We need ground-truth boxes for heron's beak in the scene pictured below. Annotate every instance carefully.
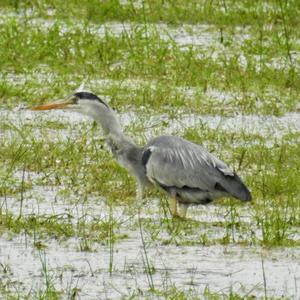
[31,98,73,111]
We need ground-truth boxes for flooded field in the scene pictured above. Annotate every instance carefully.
[0,172,299,298]
[1,234,299,299]
[0,1,300,299]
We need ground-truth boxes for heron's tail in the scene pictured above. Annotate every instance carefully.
[232,174,252,201]
[219,173,252,201]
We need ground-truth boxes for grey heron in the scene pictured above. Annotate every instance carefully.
[31,91,252,218]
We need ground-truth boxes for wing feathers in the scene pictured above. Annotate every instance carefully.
[142,135,250,201]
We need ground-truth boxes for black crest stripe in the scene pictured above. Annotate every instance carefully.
[74,92,109,108]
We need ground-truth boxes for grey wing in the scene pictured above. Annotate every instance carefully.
[142,135,251,201]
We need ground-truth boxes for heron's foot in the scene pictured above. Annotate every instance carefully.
[168,198,186,218]
[168,197,178,217]
[169,202,188,219]
[178,203,188,219]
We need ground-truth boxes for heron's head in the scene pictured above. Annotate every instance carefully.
[31,91,122,135]
[31,91,110,116]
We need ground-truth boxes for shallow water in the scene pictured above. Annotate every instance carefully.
[165,112,300,139]
[0,12,249,50]
[0,232,299,299]
[0,166,298,298]
[1,108,299,143]
[5,158,297,299]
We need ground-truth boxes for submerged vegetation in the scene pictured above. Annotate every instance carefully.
[0,0,299,299]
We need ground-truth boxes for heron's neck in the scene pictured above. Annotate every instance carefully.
[93,108,123,136]
[87,103,148,186]
[89,105,137,150]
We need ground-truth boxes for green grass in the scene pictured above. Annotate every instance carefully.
[1,0,300,28]
[0,6,300,114]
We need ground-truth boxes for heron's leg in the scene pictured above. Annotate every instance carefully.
[168,197,179,217]
[136,182,145,202]
[178,203,188,218]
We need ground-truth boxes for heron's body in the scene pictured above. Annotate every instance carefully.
[32,91,251,217]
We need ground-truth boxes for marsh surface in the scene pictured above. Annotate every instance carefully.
[0,1,299,299]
